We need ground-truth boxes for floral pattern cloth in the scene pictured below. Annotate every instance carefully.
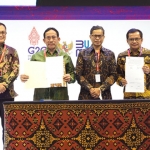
[117,47,150,99]
[76,45,117,100]
[0,45,19,99]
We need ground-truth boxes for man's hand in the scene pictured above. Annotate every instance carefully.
[0,83,6,94]
[63,74,71,82]
[90,88,100,98]
[20,74,29,82]
[120,78,127,86]
[142,65,150,74]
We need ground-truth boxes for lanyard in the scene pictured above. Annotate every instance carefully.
[127,47,142,57]
[95,51,100,72]
[44,49,46,58]
[0,44,6,63]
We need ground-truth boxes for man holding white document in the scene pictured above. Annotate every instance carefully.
[20,27,75,100]
[117,28,150,99]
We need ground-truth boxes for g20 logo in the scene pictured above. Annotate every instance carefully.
[28,46,46,54]
[76,40,90,56]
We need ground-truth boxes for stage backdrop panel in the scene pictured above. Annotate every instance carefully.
[1,6,150,101]
[0,6,150,101]
[3,100,150,150]
[1,20,150,101]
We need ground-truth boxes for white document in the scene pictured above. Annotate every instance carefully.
[23,56,66,88]
[24,61,49,88]
[46,56,66,87]
[125,57,144,92]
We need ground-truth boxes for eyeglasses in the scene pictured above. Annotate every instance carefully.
[45,36,57,40]
[0,31,6,35]
[91,34,104,39]
[128,38,141,42]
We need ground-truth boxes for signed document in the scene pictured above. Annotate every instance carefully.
[46,56,66,87]
[125,57,144,92]
[24,56,66,88]
[24,61,49,88]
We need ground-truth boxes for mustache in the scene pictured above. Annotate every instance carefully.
[48,42,55,44]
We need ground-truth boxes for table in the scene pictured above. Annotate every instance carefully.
[3,100,150,150]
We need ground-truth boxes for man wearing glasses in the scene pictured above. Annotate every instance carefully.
[76,25,117,100]
[117,28,150,99]
[20,27,75,100]
[0,22,19,142]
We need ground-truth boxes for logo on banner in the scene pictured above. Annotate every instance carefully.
[28,27,40,46]
[28,27,46,60]
[76,40,90,56]
[58,41,73,55]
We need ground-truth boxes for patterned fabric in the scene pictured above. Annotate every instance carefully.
[3,100,150,150]
[0,45,19,99]
[117,47,150,99]
[76,45,117,100]
[31,48,75,100]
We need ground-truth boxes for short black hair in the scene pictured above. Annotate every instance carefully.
[90,25,105,35]
[0,22,6,30]
[126,28,143,39]
[43,27,59,38]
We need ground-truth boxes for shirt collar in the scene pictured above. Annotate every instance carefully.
[46,48,60,55]
[0,43,4,49]
[0,44,5,53]
[130,48,141,55]
[88,45,104,53]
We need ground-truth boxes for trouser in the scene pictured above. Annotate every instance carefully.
[0,98,14,143]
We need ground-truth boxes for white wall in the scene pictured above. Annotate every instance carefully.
[2,20,150,101]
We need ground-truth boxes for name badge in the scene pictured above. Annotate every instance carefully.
[95,74,101,82]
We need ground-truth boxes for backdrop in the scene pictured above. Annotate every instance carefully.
[1,20,150,101]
